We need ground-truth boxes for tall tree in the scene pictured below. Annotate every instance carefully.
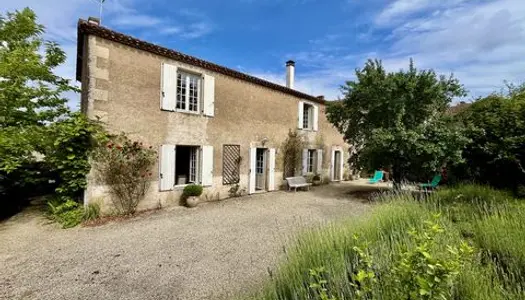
[327,59,468,187]
[455,86,525,193]
[0,8,76,173]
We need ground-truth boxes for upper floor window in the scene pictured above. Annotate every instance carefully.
[176,71,201,112]
[303,103,313,129]
[298,101,319,131]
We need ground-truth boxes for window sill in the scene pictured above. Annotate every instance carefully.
[299,128,317,132]
[171,183,200,191]
[161,108,201,116]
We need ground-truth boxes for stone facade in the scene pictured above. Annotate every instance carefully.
[79,30,349,212]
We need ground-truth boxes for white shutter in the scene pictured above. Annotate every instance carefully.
[249,147,257,194]
[313,105,319,131]
[339,150,344,181]
[298,101,304,129]
[160,145,175,191]
[268,148,276,191]
[203,74,215,117]
[316,149,323,174]
[330,148,335,181]
[161,63,177,111]
[201,146,214,186]
[302,149,308,175]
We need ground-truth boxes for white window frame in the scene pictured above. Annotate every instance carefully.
[176,70,202,114]
[174,145,201,188]
[302,103,313,130]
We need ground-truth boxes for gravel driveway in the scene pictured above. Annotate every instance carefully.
[0,183,370,300]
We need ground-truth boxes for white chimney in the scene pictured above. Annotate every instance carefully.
[286,60,295,89]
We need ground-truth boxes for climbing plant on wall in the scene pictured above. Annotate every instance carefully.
[281,130,306,177]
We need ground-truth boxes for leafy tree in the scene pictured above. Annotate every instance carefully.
[327,59,468,187]
[0,8,102,217]
[454,87,525,193]
[0,8,76,172]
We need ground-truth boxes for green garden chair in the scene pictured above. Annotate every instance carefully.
[419,175,442,190]
[368,170,384,184]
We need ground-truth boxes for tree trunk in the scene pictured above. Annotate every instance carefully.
[392,163,404,190]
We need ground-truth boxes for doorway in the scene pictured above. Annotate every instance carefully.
[255,148,267,190]
[333,150,342,181]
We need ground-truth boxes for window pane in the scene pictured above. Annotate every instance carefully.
[176,73,186,110]
[303,104,310,129]
[188,75,199,112]
[189,147,197,183]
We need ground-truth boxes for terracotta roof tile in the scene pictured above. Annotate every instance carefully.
[76,19,325,104]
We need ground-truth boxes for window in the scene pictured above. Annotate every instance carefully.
[302,103,313,129]
[256,150,265,174]
[223,145,240,185]
[307,149,316,173]
[175,145,200,186]
[176,71,201,112]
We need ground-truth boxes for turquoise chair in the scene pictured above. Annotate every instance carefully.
[419,175,442,190]
[368,170,384,184]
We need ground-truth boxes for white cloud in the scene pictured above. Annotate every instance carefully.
[379,0,525,98]
[278,0,525,101]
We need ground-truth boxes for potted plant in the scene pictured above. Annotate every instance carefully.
[312,174,322,186]
[182,184,203,208]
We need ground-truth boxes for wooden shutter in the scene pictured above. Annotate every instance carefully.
[339,150,344,181]
[330,148,335,181]
[161,63,177,111]
[159,145,175,191]
[302,149,308,175]
[201,146,214,186]
[313,105,319,131]
[298,101,304,129]
[268,148,276,191]
[316,149,323,174]
[203,74,215,117]
[248,147,256,194]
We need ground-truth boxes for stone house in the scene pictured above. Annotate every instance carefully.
[76,18,349,211]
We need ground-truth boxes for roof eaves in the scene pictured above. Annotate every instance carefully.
[76,19,325,105]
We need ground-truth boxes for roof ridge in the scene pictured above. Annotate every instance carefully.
[76,19,325,104]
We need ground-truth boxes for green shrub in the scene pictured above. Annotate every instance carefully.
[47,198,84,228]
[183,184,203,197]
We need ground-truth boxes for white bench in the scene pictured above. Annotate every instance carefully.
[285,176,312,192]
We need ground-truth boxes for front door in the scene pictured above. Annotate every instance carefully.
[255,148,267,190]
[334,150,341,181]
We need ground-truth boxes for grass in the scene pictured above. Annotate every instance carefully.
[248,185,525,299]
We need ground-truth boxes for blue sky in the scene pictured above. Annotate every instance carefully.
[1,0,525,107]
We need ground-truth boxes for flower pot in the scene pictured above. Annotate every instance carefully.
[313,180,322,186]
[185,196,199,208]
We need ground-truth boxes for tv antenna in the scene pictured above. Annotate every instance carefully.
[90,0,106,24]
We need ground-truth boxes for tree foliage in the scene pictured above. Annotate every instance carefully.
[0,8,103,217]
[454,86,525,193]
[0,8,76,172]
[327,59,468,185]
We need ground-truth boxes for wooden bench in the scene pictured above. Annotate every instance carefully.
[285,176,312,192]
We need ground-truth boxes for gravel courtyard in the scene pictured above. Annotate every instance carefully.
[0,183,370,300]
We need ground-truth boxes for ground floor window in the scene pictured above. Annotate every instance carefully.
[175,145,200,186]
